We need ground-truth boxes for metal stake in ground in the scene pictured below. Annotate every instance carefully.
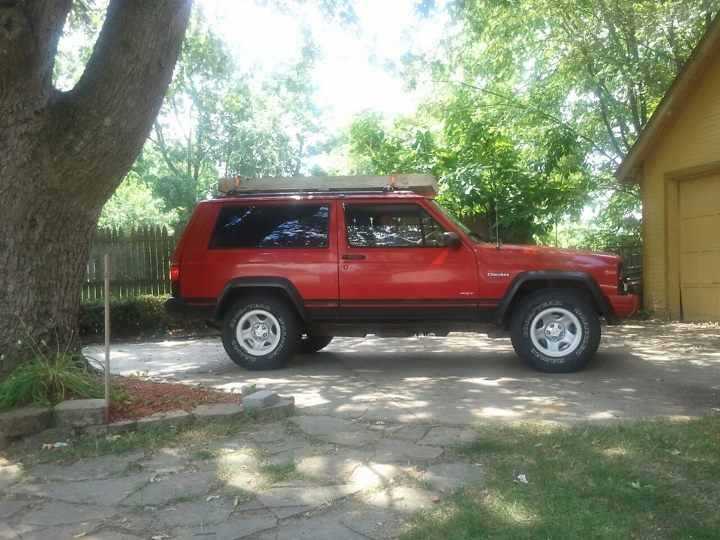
[104,253,111,423]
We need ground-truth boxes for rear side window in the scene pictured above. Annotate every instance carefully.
[210,205,329,249]
[345,203,446,247]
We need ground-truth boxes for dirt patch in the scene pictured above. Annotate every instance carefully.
[110,376,240,422]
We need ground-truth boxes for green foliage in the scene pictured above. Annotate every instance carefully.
[98,174,178,231]
[78,295,208,339]
[440,92,592,243]
[549,186,642,250]
[349,113,438,175]
[141,9,323,225]
[79,295,168,338]
[389,0,720,243]
[348,94,592,243]
[439,0,718,164]
[143,12,233,225]
[0,353,103,410]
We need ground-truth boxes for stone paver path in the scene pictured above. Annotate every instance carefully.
[0,418,482,539]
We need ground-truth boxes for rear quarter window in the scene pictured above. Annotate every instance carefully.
[210,204,329,249]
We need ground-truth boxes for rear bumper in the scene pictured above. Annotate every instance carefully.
[606,293,640,323]
[164,297,216,320]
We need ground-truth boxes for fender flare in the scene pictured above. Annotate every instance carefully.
[214,277,309,322]
[495,271,612,325]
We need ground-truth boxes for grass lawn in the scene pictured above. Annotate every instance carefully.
[402,417,720,540]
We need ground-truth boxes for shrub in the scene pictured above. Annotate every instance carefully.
[79,295,211,340]
[0,353,104,410]
[79,295,167,337]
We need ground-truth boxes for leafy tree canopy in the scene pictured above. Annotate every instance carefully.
[348,0,719,247]
[348,87,592,243]
[97,173,178,231]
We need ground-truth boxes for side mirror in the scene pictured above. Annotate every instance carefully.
[442,231,461,249]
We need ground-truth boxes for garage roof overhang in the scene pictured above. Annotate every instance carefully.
[615,14,720,184]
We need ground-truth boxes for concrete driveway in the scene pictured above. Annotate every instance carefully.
[85,321,720,425]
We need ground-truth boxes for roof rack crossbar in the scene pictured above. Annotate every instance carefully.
[218,188,420,198]
[217,174,437,197]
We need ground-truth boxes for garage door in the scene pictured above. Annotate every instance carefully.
[679,173,720,321]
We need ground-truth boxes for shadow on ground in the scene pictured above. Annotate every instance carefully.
[84,321,720,425]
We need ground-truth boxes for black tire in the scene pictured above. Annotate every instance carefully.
[299,335,333,354]
[221,296,298,370]
[510,289,601,373]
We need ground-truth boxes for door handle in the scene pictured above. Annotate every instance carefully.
[342,254,366,260]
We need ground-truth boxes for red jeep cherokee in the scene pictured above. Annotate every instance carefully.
[166,176,638,373]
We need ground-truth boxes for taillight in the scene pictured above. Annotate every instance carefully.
[170,263,180,296]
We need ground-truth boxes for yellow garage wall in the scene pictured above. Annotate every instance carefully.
[641,51,720,318]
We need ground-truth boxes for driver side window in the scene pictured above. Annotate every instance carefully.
[345,203,447,248]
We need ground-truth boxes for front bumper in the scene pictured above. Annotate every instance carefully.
[606,293,640,322]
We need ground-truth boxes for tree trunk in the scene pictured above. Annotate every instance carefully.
[0,163,99,374]
[0,0,191,376]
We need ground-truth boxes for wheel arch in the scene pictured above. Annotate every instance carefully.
[496,271,611,327]
[215,277,309,323]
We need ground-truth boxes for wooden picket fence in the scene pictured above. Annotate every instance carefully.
[83,226,176,301]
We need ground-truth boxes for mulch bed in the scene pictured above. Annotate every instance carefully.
[109,376,240,423]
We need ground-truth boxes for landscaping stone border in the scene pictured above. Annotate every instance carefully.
[0,406,53,441]
[0,392,294,449]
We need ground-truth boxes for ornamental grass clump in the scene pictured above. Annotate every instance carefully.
[0,352,103,410]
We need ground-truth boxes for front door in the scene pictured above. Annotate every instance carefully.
[337,200,480,320]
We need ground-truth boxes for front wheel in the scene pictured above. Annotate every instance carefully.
[510,289,600,373]
[221,297,298,370]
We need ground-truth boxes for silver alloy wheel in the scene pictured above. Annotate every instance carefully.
[529,307,583,358]
[235,309,282,357]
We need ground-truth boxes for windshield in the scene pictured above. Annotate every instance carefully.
[430,200,486,243]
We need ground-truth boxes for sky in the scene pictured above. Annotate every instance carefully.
[199,0,447,133]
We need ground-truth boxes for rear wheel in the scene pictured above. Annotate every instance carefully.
[510,289,600,373]
[221,296,298,370]
[299,335,333,354]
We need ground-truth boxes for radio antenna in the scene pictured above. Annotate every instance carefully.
[495,199,501,249]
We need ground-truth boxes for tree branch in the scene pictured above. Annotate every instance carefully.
[152,121,185,181]
[50,0,191,197]
[439,80,622,166]
[571,33,630,156]
[0,0,71,112]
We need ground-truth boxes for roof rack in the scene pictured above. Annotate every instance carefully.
[217,174,437,197]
